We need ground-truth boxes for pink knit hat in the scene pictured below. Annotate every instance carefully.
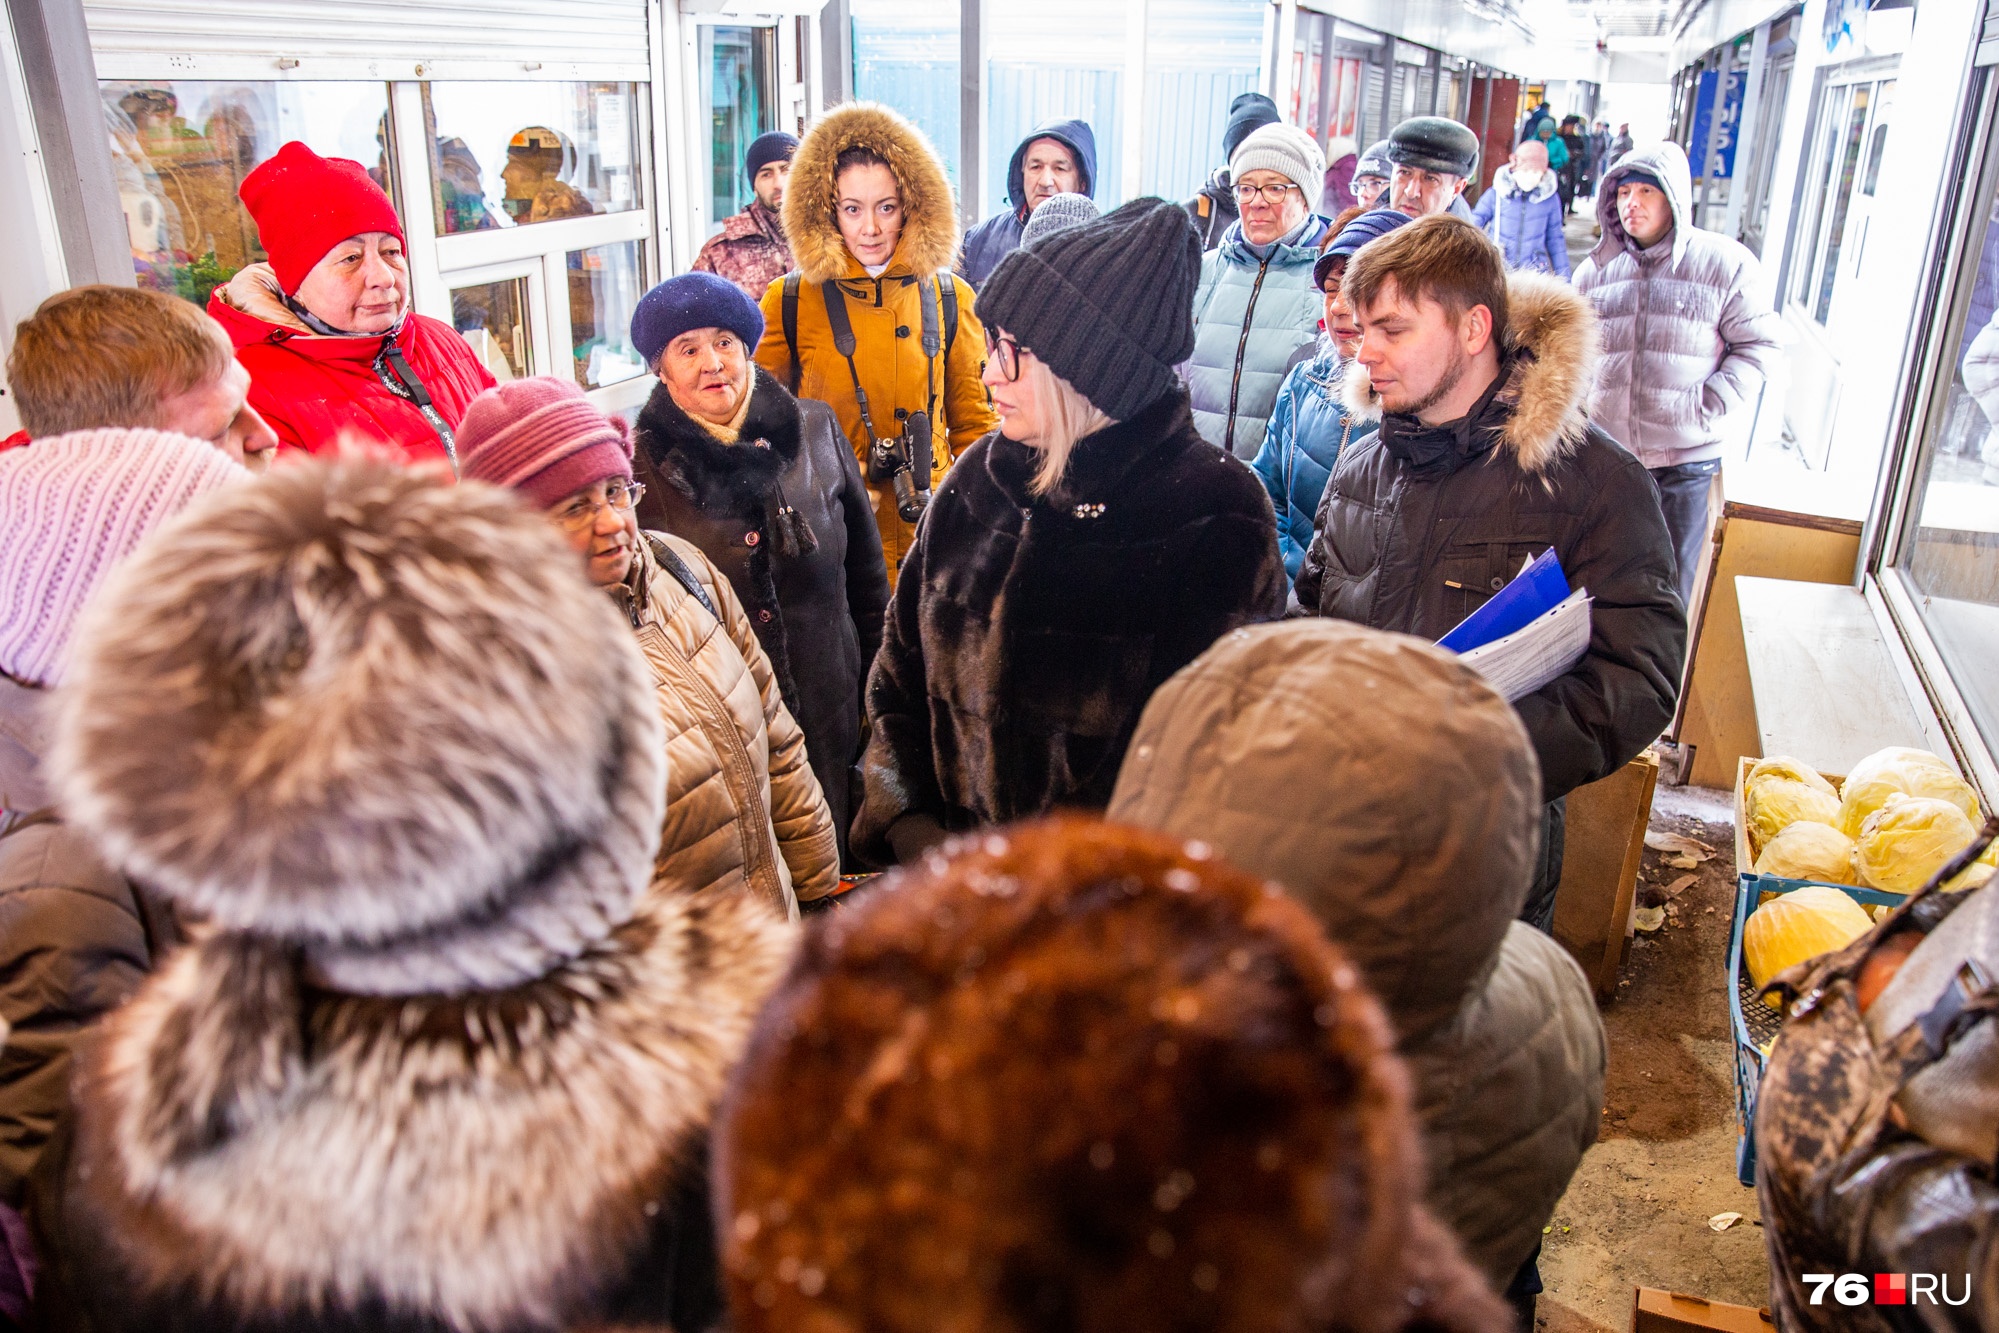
[457,377,633,511]
[0,428,246,686]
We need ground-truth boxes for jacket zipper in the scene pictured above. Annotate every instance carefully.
[1224,257,1272,454]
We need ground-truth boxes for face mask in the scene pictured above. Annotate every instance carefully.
[1513,168,1544,191]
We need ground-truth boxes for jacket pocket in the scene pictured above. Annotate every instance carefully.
[1436,536,1563,624]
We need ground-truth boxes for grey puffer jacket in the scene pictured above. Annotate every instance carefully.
[1186,213,1333,458]
[1109,619,1606,1288]
[1574,141,1784,469]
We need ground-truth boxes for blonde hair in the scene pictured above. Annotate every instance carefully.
[7,286,233,437]
[1015,353,1113,496]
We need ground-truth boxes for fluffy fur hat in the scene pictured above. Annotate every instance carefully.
[783,101,960,284]
[716,816,1510,1333]
[50,459,667,996]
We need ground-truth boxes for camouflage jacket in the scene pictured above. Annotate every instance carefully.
[692,201,792,300]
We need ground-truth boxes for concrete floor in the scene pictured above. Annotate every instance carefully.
[1535,781,1774,1331]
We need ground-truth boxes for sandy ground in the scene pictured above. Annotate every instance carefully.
[1536,782,1774,1331]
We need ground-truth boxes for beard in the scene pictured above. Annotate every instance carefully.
[1389,342,1472,419]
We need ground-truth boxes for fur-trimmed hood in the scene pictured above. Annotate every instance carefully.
[1340,270,1599,475]
[63,884,794,1329]
[782,101,961,284]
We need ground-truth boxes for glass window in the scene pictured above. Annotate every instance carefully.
[852,0,960,192]
[423,82,643,235]
[1790,78,1893,325]
[703,26,777,229]
[100,80,391,306]
[1138,0,1262,204]
[568,240,647,391]
[1893,89,1999,756]
[451,277,531,382]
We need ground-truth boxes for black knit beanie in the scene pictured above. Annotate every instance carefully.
[1222,93,1281,161]
[974,197,1199,421]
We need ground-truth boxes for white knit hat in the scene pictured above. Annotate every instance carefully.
[0,428,245,686]
[1230,122,1328,194]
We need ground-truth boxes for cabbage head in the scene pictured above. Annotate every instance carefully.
[1743,885,1873,993]
[1746,776,1840,851]
[1835,746,1981,839]
[1753,821,1856,885]
[1854,795,1978,893]
[1747,756,1836,798]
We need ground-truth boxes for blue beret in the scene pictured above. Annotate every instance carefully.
[630,272,766,368]
[1312,208,1413,288]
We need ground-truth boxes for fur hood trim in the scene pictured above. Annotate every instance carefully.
[1337,270,1598,476]
[783,102,960,284]
[75,885,796,1327]
[50,461,667,992]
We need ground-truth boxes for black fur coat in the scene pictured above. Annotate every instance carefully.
[633,369,889,864]
[852,387,1285,866]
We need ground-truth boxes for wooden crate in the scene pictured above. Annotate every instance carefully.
[1552,752,1659,1001]
[1632,1288,1777,1333]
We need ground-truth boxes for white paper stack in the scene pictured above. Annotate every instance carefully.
[1457,589,1594,701]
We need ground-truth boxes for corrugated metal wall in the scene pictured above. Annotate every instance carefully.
[851,13,960,190]
[1142,0,1263,205]
[82,0,651,78]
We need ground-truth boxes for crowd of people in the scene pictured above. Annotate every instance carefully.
[0,84,1974,1333]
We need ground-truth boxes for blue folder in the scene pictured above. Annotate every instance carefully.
[1437,548,1571,654]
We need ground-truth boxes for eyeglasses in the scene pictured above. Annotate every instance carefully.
[984,330,1025,382]
[1350,176,1387,199]
[553,480,645,532]
[1234,181,1302,205]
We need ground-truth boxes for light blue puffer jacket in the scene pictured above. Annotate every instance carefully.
[1186,215,1331,459]
[1247,340,1374,584]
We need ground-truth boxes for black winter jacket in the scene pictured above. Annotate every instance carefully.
[1184,167,1240,250]
[853,387,1285,865]
[633,368,890,865]
[1296,273,1685,802]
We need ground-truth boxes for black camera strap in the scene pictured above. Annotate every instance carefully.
[817,277,947,462]
[375,340,459,473]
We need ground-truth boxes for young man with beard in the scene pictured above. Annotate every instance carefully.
[693,131,799,299]
[1296,215,1685,931]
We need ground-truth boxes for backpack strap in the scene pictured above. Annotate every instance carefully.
[819,280,884,449]
[645,533,719,623]
[936,274,958,362]
[781,272,803,393]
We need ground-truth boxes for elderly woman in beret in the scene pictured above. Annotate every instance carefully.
[629,272,887,868]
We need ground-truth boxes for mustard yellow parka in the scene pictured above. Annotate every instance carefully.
[754,102,996,580]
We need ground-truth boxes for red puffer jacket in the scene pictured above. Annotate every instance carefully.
[207,265,493,467]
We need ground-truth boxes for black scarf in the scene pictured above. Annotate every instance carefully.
[1377,359,1515,480]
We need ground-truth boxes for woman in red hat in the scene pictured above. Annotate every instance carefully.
[207,141,494,468]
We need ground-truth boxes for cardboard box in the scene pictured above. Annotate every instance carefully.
[1633,1287,1777,1333]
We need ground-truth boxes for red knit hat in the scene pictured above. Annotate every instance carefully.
[457,377,633,511]
[239,141,407,294]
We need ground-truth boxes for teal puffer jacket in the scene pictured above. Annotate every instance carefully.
[1186,215,1332,459]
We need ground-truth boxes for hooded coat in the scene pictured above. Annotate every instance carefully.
[207,264,494,466]
[852,387,1285,866]
[1109,620,1606,1288]
[631,367,889,867]
[618,532,839,917]
[956,119,1098,289]
[752,102,997,581]
[1473,164,1572,278]
[1295,272,1685,804]
[1188,212,1334,458]
[26,462,799,1333]
[0,675,174,1207]
[1248,340,1374,584]
[1574,141,1784,469]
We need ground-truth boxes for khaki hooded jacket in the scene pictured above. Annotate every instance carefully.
[1109,620,1606,1286]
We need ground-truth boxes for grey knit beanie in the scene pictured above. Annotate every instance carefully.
[1229,122,1326,194]
[1020,191,1100,246]
[975,196,1200,421]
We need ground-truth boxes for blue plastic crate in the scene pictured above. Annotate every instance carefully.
[1726,873,1904,1186]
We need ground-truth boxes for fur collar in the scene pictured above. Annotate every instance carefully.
[1338,271,1597,476]
[782,102,960,284]
[633,367,804,510]
[76,884,795,1327]
[984,388,1192,508]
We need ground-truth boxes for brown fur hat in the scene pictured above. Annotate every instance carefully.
[715,816,1511,1333]
[50,459,667,995]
